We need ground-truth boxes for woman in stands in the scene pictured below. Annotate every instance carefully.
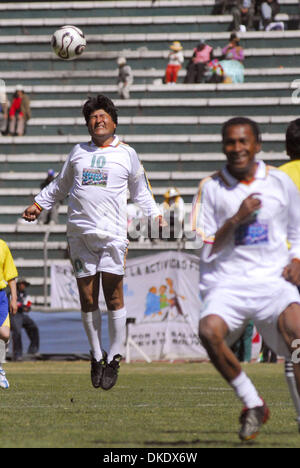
[220,33,245,84]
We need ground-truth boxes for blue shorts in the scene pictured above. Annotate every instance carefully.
[0,290,9,328]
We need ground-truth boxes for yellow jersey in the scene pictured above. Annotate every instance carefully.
[279,160,300,192]
[0,239,18,290]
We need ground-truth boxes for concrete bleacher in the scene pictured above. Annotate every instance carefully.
[0,0,298,304]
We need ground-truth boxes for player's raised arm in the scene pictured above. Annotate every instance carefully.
[210,193,261,256]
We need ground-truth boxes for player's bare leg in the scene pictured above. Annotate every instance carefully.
[199,315,269,441]
[101,272,126,390]
[0,326,10,389]
[77,273,106,388]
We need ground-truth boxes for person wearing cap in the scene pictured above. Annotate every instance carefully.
[220,33,245,83]
[184,40,214,84]
[38,169,61,225]
[160,187,185,241]
[116,56,133,99]
[0,239,18,388]
[165,41,184,84]
[9,277,39,361]
[7,84,31,136]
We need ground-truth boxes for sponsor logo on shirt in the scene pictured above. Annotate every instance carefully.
[234,220,269,246]
[82,168,108,186]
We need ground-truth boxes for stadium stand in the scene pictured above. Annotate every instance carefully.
[0,0,299,304]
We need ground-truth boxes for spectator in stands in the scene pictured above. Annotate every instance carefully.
[0,85,8,135]
[160,187,185,241]
[230,0,255,31]
[116,57,133,99]
[7,84,31,136]
[220,33,245,83]
[184,40,214,83]
[0,239,18,388]
[10,278,40,361]
[212,0,232,14]
[38,169,60,225]
[165,41,184,84]
[259,0,282,30]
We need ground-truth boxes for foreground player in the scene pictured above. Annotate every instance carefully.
[0,239,18,389]
[22,95,162,390]
[280,118,300,431]
[193,117,300,441]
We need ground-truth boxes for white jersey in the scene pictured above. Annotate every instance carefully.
[35,135,160,240]
[192,160,300,294]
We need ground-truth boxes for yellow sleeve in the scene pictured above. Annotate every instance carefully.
[1,241,18,287]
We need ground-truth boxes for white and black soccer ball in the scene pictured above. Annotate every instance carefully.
[51,25,86,60]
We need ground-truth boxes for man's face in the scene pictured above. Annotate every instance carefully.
[87,108,116,142]
[223,124,261,178]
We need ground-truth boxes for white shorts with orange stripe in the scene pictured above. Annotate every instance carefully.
[68,234,129,278]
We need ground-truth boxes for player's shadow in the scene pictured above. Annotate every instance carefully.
[144,429,292,448]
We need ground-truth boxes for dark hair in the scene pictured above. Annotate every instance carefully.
[222,117,261,144]
[286,118,300,159]
[82,94,118,126]
[230,33,239,42]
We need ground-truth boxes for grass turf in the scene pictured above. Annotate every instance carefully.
[0,360,299,448]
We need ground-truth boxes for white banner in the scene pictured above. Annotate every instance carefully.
[50,263,107,310]
[123,251,207,359]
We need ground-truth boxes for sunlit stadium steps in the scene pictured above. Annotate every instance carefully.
[1,67,300,86]
[0,130,292,155]
[0,148,289,184]
[0,46,300,70]
[0,96,297,125]
[21,114,299,138]
[0,186,200,211]
[3,82,298,103]
[0,7,298,36]
[0,0,296,15]
[7,0,299,19]
[2,30,300,54]
[0,148,289,203]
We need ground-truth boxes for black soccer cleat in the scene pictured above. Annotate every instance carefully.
[239,401,270,441]
[101,354,122,391]
[90,351,107,389]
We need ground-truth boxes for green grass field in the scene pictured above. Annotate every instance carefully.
[0,360,299,449]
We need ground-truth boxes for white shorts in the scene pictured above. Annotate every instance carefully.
[68,234,129,278]
[200,278,300,358]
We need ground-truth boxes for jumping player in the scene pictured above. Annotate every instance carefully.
[193,117,300,441]
[22,95,163,391]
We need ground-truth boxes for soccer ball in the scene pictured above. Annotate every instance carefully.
[51,25,86,60]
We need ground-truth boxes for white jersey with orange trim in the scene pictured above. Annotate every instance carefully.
[192,160,300,294]
[35,135,160,240]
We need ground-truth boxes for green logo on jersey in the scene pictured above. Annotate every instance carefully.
[74,258,83,273]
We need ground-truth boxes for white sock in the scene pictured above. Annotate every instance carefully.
[81,309,103,361]
[230,371,263,409]
[0,339,6,365]
[107,306,127,362]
